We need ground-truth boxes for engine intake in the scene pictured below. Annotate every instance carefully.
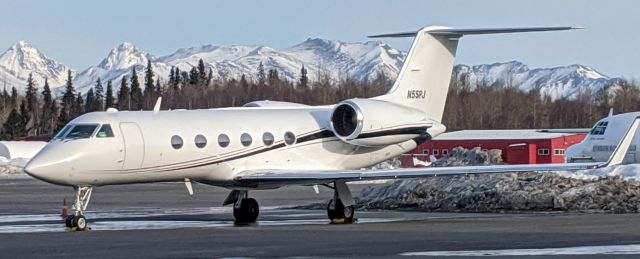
[330,99,440,147]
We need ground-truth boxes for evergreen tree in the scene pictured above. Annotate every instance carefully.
[130,67,143,110]
[298,65,308,89]
[197,58,207,81]
[85,88,96,112]
[10,86,18,110]
[3,108,25,139]
[62,70,75,108]
[105,80,114,108]
[25,73,37,112]
[60,70,75,126]
[117,76,131,110]
[189,67,199,85]
[268,68,280,86]
[155,78,162,97]
[40,78,55,135]
[143,60,155,109]
[257,62,266,86]
[41,78,52,107]
[74,93,84,116]
[94,78,104,111]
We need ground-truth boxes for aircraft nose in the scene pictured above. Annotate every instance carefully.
[24,152,72,186]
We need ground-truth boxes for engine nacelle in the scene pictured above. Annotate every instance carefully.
[330,99,444,147]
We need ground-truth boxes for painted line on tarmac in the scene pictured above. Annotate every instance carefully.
[400,244,640,256]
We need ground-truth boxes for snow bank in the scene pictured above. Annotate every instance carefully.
[0,157,30,178]
[359,147,640,213]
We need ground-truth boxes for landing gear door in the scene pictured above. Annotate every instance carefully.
[120,122,145,169]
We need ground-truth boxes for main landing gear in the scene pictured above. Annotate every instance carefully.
[224,190,259,224]
[326,181,356,224]
[64,186,93,231]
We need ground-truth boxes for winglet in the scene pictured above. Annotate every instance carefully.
[603,116,640,167]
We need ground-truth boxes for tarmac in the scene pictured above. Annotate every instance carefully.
[1,178,640,258]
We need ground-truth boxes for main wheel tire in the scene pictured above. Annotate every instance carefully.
[65,215,75,228]
[73,215,87,230]
[327,199,355,223]
[233,198,259,223]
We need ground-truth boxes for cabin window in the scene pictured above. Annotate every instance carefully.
[554,149,565,155]
[263,132,274,146]
[538,148,550,155]
[241,133,252,147]
[284,131,296,145]
[194,134,207,148]
[96,124,114,138]
[442,149,449,156]
[54,125,73,140]
[422,149,430,155]
[171,135,183,149]
[590,121,608,135]
[218,134,230,148]
[65,124,99,139]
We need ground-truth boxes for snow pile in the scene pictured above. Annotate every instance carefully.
[0,157,29,178]
[359,148,640,213]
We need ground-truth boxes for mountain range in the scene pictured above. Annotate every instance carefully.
[0,39,622,100]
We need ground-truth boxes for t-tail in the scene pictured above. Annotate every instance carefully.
[371,26,581,122]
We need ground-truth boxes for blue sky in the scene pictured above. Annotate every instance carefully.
[2,0,638,78]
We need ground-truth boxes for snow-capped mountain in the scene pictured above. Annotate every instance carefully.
[73,42,169,93]
[0,41,71,90]
[0,39,623,101]
[453,61,622,100]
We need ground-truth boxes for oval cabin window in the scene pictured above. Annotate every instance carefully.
[284,131,296,145]
[263,132,274,146]
[241,133,252,147]
[195,134,207,148]
[171,135,183,149]
[218,134,230,148]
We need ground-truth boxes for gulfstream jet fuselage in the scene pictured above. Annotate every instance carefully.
[25,26,613,231]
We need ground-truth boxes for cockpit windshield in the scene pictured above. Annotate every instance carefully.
[53,125,73,140]
[64,124,99,140]
[590,121,608,135]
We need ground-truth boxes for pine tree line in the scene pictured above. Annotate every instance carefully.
[0,58,637,140]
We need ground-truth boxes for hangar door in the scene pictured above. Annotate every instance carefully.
[120,122,145,169]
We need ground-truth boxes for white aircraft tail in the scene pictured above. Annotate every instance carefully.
[371,26,580,122]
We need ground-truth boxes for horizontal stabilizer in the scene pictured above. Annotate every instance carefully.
[369,26,582,38]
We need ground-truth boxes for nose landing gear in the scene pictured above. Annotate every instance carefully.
[64,186,93,231]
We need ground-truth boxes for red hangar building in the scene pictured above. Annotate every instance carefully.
[404,130,586,166]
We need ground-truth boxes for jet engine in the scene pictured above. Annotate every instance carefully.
[330,99,443,147]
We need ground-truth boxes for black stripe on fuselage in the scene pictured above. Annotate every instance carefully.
[165,126,428,172]
[117,126,428,173]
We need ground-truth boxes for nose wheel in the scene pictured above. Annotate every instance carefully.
[64,186,93,231]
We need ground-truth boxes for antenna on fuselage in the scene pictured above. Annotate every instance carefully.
[153,97,162,113]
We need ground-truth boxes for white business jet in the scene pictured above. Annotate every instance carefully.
[25,25,634,231]
[566,111,640,163]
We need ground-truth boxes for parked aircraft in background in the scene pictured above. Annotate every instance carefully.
[567,111,640,163]
[25,25,628,232]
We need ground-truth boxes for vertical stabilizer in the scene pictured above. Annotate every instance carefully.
[370,26,578,122]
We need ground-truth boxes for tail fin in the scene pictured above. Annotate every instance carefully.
[371,26,580,122]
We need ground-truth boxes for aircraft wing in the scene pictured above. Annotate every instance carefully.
[235,116,640,187]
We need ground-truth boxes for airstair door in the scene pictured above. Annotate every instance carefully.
[120,122,145,169]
